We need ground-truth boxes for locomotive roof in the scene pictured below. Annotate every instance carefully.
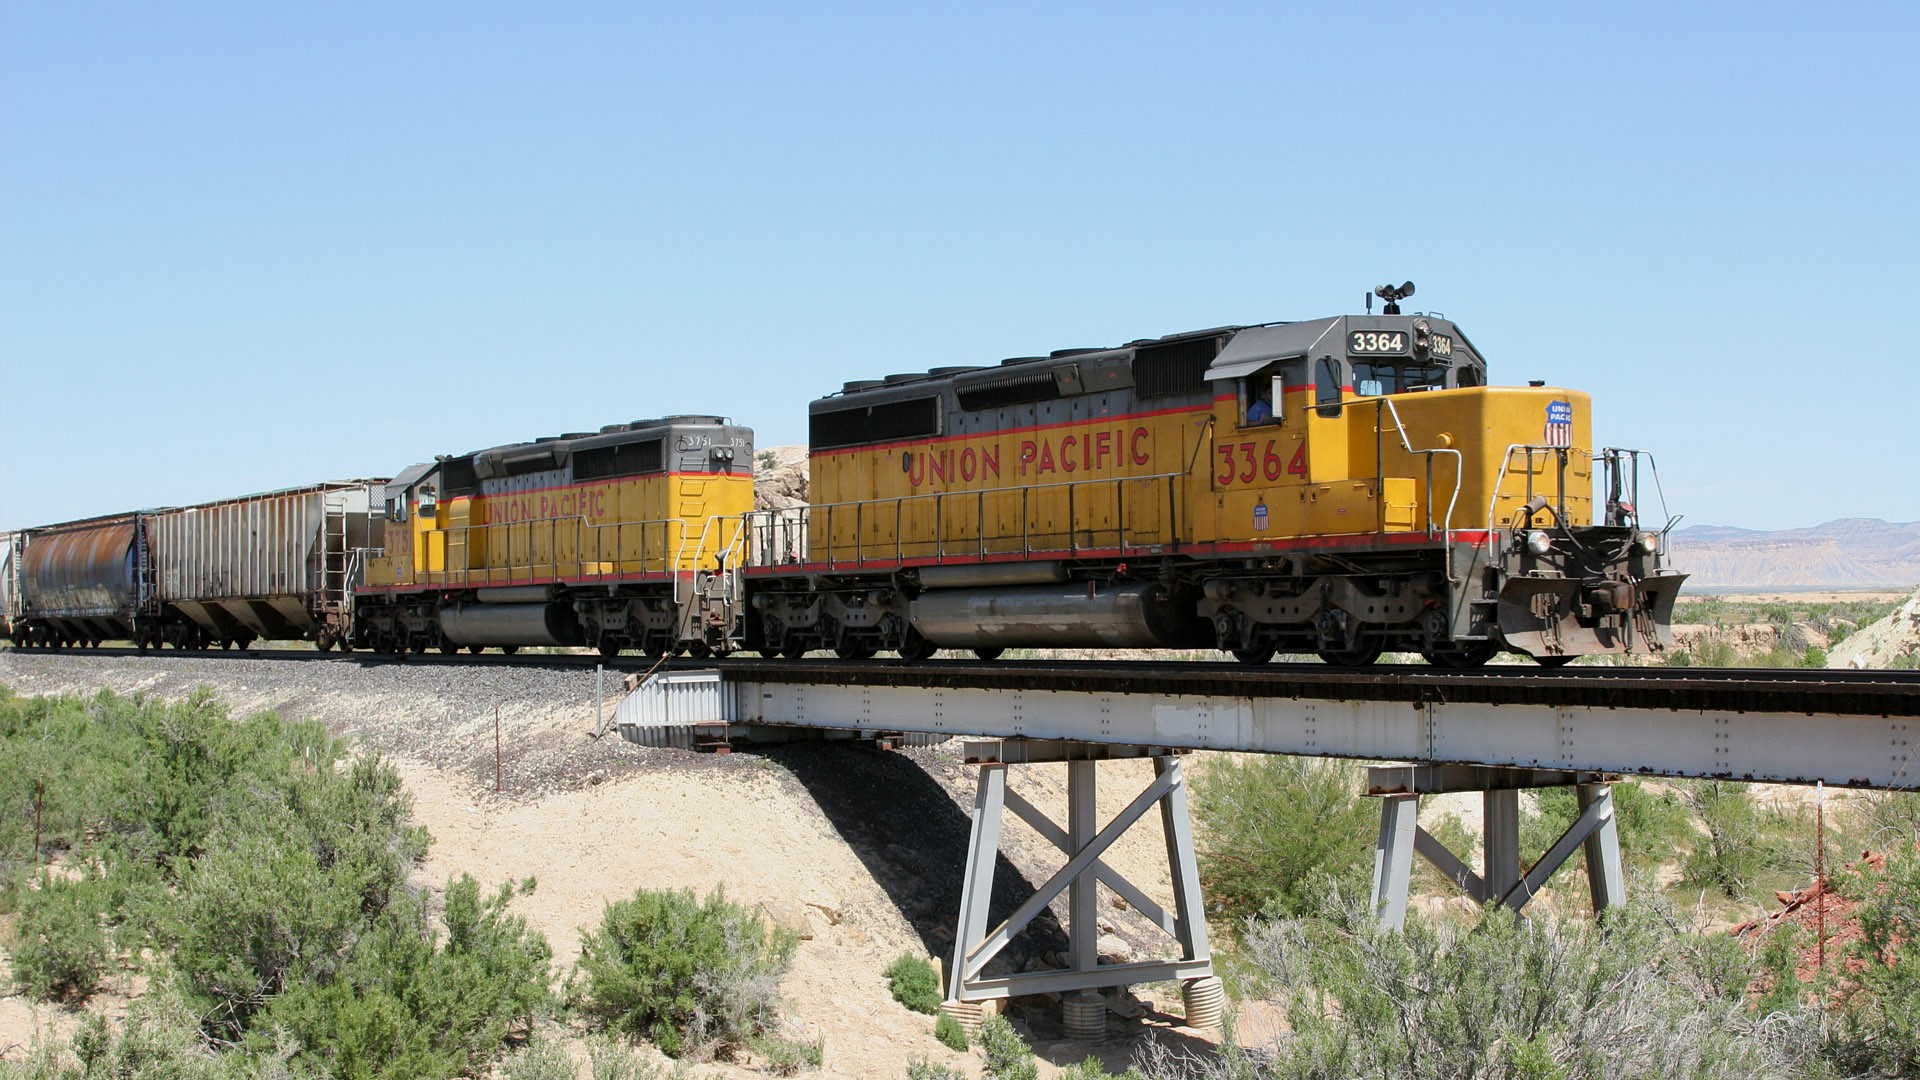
[812,313,1483,410]
[386,415,745,498]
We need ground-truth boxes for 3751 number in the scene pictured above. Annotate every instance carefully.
[1217,439,1307,485]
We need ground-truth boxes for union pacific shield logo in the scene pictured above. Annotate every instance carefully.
[1544,400,1573,447]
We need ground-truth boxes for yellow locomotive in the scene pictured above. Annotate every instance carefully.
[742,286,1682,666]
[358,416,754,657]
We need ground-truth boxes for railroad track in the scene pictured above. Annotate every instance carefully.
[8,646,1918,716]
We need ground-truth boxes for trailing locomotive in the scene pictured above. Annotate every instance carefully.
[740,288,1683,666]
[353,416,753,657]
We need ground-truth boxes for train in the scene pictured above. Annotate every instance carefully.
[2,289,1685,667]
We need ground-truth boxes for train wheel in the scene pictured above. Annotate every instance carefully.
[467,644,484,655]
[1423,642,1497,669]
[1231,646,1276,666]
[973,647,1005,661]
[686,641,712,659]
[758,647,780,659]
[897,631,938,663]
[780,644,807,659]
[598,641,622,659]
[501,645,519,656]
[835,642,877,660]
[440,643,459,655]
[1317,644,1383,667]
[1532,654,1576,668]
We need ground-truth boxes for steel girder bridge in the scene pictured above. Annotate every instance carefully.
[613,659,1920,1037]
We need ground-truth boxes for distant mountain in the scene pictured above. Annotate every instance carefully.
[1667,518,1920,589]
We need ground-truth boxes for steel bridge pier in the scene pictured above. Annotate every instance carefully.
[1367,765,1625,929]
[937,740,1223,1037]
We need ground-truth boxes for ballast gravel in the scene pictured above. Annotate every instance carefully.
[0,649,744,797]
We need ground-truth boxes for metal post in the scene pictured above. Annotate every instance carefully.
[1576,783,1626,913]
[949,765,1007,1002]
[1068,760,1098,973]
[1483,789,1522,907]
[1371,793,1419,930]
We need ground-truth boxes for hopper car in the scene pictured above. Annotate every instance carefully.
[0,532,14,640]
[5,287,1685,667]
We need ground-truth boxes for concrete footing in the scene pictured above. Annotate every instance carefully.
[1182,975,1226,1029]
[1061,990,1107,1040]
[937,998,991,1035]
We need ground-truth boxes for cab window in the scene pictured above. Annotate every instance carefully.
[1241,370,1279,426]
[1315,357,1344,417]
[1352,361,1448,396]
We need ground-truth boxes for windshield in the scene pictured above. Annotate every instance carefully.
[1352,361,1450,396]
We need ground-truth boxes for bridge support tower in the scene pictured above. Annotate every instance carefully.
[939,740,1222,1039]
[1368,764,1625,929]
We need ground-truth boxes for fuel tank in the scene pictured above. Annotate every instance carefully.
[910,582,1211,649]
[438,602,582,647]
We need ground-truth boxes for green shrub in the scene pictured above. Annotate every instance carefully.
[575,886,797,1058]
[502,1040,576,1080]
[1190,755,1374,921]
[1679,781,1780,897]
[246,875,553,1080]
[884,953,942,1014]
[1824,846,1920,1074]
[586,1032,668,1080]
[1201,894,1792,1079]
[747,1031,823,1075]
[904,1059,966,1080]
[933,1013,969,1051]
[10,871,111,1003]
[976,1013,1037,1080]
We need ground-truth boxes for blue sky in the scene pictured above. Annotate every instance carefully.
[2,2,1914,532]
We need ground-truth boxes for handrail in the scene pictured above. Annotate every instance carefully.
[1486,444,1599,551]
[409,513,724,588]
[743,470,1189,570]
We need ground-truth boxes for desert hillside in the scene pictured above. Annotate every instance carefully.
[1660,519,1920,590]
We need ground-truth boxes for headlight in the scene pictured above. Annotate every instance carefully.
[1526,531,1554,557]
[1637,532,1659,555]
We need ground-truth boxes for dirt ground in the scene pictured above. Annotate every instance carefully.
[0,652,1222,1077]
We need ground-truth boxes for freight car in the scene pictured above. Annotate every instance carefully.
[0,532,14,640]
[353,416,754,657]
[11,513,150,648]
[741,288,1684,666]
[8,484,386,651]
[146,481,386,650]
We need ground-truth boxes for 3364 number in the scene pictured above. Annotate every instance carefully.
[1217,439,1307,485]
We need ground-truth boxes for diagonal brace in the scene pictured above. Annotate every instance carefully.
[1498,790,1615,912]
[1004,788,1177,939]
[1415,827,1488,903]
[963,762,1178,980]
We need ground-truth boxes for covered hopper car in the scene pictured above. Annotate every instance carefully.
[740,291,1683,666]
[0,532,14,640]
[147,481,386,651]
[12,513,150,648]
